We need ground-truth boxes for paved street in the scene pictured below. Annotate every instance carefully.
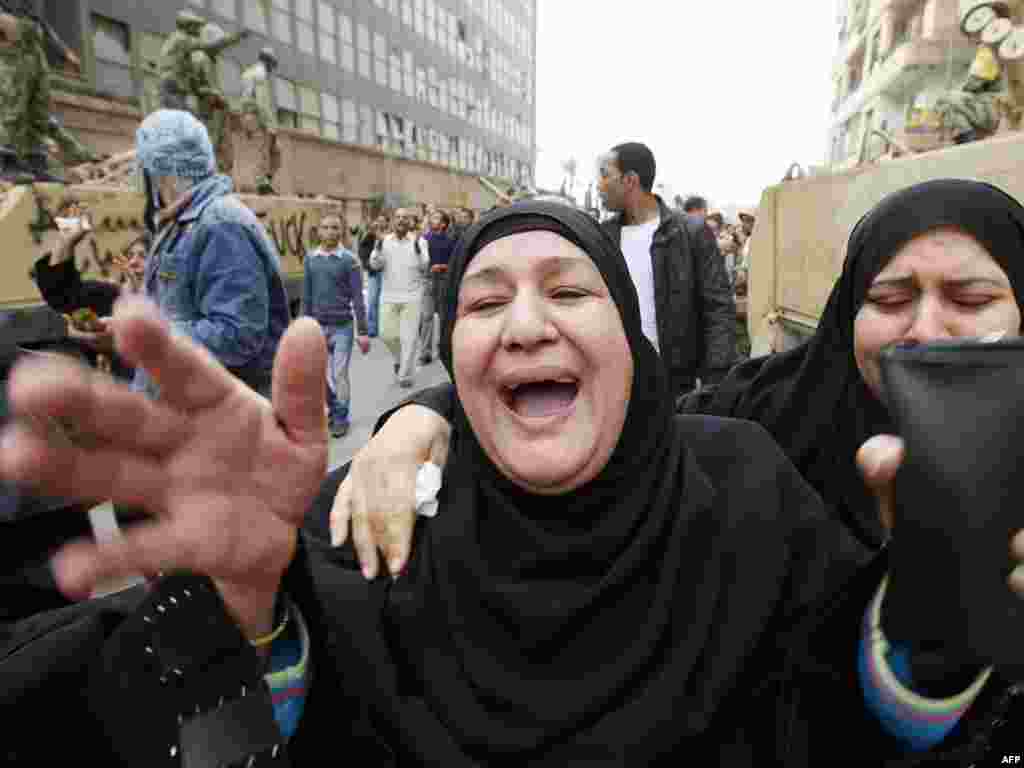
[88,337,450,595]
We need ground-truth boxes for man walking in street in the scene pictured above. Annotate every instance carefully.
[358,214,388,338]
[418,209,455,365]
[598,142,736,398]
[301,213,370,438]
[134,109,290,399]
[370,208,429,389]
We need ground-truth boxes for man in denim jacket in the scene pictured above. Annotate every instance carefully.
[133,109,290,399]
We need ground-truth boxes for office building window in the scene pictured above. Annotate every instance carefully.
[414,0,424,36]
[294,0,312,21]
[340,14,354,71]
[439,80,448,113]
[322,91,340,140]
[415,67,426,101]
[342,99,357,142]
[210,0,236,19]
[92,14,134,100]
[243,0,269,34]
[319,2,337,64]
[425,0,435,43]
[297,20,315,55]
[403,51,414,98]
[374,33,388,87]
[401,0,412,27]
[272,8,292,44]
[359,104,373,146]
[389,50,401,91]
[298,85,321,134]
[275,77,299,129]
[357,24,371,79]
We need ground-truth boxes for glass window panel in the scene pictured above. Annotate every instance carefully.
[374,33,386,58]
[271,10,292,43]
[297,21,315,54]
[404,71,414,97]
[211,0,236,19]
[339,14,352,42]
[92,15,131,66]
[357,24,369,51]
[318,2,335,30]
[375,58,387,86]
[320,32,336,62]
[322,92,339,122]
[295,0,313,21]
[242,0,268,33]
[272,0,289,9]
[401,0,412,26]
[298,85,321,115]
[96,61,134,99]
[359,104,373,145]
[342,44,354,71]
[275,77,298,110]
[358,51,370,78]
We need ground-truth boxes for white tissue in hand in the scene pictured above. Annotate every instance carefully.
[415,462,443,518]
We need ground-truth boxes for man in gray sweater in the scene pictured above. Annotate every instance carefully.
[301,213,369,437]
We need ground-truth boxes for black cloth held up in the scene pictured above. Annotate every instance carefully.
[686,179,1024,551]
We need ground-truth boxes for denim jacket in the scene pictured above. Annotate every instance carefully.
[134,175,290,396]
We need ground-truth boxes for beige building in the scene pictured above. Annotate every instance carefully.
[828,0,977,169]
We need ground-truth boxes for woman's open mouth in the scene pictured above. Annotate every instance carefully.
[501,378,580,419]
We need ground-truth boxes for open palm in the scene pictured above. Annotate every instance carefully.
[0,296,328,603]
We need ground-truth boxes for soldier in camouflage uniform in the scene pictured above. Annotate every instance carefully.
[0,14,52,179]
[158,11,248,116]
[933,43,1003,144]
[192,22,248,170]
[234,47,280,194]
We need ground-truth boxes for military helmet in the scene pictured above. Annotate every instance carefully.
[258,47,279,67]
[176,10,206,30]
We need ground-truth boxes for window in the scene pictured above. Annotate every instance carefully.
[403,51,414,98]
[401,0,412,27]
[92,14,134,100]
[357,24,371,79]
[272,7,292,44]
[322,91,340,140]
[374,33,388,87]
[210,0,236,19]
[416,67,427,101]
[340,15,354,71]
[275,77,299,129]
[414,0,424,36]
[318,2,337,64]
[359,104,373,146]
[342,99,357,142]
[298,84,321,134]
[243,0,269,34]
[297,18,315,55]
[390,50,401,91]
[425,0,435,43]
[294,0,312,21]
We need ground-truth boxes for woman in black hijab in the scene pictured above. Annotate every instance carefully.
[333,179,1024,557]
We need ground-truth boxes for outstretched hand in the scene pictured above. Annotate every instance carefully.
[0,296,328,630]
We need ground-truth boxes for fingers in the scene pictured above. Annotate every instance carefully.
[856,434,905,535]
[329,474,353,547]
[427,421,452,469]
[6,354,190,456]
[0,421,169,514]
[110,295,238,412]
[375,505,415,579]
[52,519,190,599]
[350,500,380,580]
[272,317,328,445]
[1010,532,1024,596]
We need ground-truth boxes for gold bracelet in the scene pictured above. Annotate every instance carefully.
[250,599,290,648]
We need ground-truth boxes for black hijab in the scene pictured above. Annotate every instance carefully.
[369,201,765,761]
[694,179,1024,550]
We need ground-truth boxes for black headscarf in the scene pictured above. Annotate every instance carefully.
[374,201,754,761]
[694,179,1024,550]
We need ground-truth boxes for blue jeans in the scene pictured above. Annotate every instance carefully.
[367,271,382,337]
[323,323,354,427]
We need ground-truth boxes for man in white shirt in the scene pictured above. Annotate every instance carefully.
[597,142,736,398]
[369,208,430,388]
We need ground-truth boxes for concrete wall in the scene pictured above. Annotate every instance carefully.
[52,88,496,212]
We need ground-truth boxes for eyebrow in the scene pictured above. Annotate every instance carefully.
[868,276,1010,290]
[461,256,593,289]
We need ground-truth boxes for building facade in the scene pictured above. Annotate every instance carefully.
[827,0,976,169]
[36,0,536,197]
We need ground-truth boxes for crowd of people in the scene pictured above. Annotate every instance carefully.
[4,108,1024,766]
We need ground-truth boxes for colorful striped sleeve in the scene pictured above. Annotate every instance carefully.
[858,575,992,751]
[264,597,311,741]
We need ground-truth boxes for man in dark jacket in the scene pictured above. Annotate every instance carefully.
[597,142,735,397]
